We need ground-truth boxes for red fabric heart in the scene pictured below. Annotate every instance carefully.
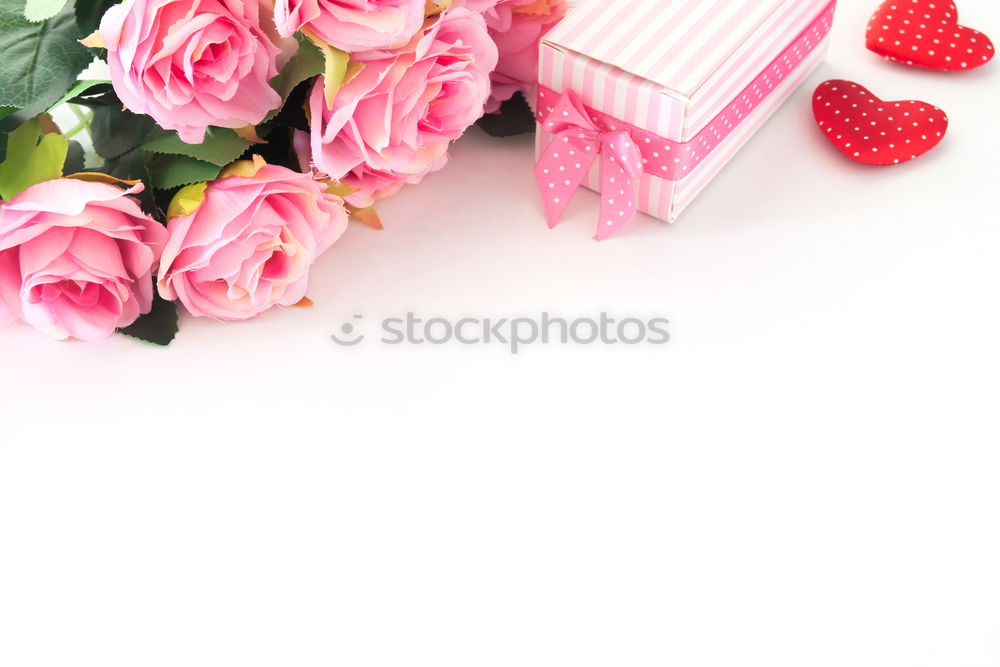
[866,0,995,71]
[812,80,948,165]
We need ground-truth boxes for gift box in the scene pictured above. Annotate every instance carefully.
[534,0,836,239]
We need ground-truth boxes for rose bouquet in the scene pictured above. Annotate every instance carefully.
[0,0,565,344]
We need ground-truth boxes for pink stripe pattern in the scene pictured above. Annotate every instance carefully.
[536,0,836,232]
[537,2,834,183]
[685,0,828,134]
[546,0,787,97]
[673,40,830,215]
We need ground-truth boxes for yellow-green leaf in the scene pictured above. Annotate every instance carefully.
[167,181,209,219]
[302,28,350,109]
[0,117,69,199]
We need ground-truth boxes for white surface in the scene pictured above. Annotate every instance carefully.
[2,1,999,665]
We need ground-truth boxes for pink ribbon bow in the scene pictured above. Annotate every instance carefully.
[535,91,645,240]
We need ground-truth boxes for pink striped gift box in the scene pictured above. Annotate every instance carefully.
[534,0,836,239]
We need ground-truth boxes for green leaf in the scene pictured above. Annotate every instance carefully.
[147,153,220,190]
[269,36,324,107]
[142,127,251,167]
[0,116,68,199]
[0,1,92,121]
[50,78,112,111]
[75,0,119,37]
[100,147,155,212]
[91,104,155,160]
[63,138,84,174]
[119,295,179,346]
[301,29,350,109]
[24,0,67,22]
[477,91,537,138]
[101,148,149,183]
[63,84,118,109]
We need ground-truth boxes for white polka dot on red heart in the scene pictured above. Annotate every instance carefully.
[812,79,948,165]
[866,0,994,70]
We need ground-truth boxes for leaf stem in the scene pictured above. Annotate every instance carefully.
[64,105,94,139]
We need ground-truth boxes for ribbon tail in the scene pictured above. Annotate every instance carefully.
[594,150,638,241]
[535,130,599,228]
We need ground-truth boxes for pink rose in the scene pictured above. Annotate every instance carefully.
[303,7,498,207]
[273,0,426,52]
[451,0,499,13]
[293,129,443,209]
[0,179,167,341]
[479,0,569,112]
[100,0,293,144]
[157,157,349,320]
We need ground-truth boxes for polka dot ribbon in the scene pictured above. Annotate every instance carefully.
[534,90,645,241]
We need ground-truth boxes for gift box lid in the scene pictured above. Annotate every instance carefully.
[544,0,803,102]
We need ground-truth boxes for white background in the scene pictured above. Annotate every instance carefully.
[2,1,999,665]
